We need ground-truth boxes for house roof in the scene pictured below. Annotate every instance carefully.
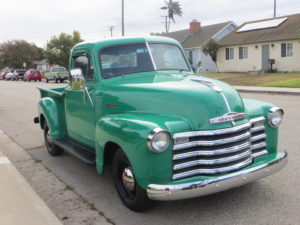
[161,21,233,48]
[218,13,300,46]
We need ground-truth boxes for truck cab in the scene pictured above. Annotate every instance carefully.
[35,36,287,211]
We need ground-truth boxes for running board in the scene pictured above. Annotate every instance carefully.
[53,139,96,165]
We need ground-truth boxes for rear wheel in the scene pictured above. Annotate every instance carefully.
[113,149,151,211]
[46,79,49,83]
[55,77,58,83]
[43,122,63,156]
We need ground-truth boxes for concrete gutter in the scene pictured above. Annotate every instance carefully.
[0,130,62,225]
[234,86,300,96]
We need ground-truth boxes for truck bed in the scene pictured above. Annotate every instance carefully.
[38,87,65,98]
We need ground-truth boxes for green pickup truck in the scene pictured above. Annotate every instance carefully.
[34,36,287,211]
[44,67,69,83]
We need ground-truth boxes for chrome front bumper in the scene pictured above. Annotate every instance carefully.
[147,152,287,201]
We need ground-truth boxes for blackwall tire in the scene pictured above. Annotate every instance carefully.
[113,149,151,211]
[43,122,63,156]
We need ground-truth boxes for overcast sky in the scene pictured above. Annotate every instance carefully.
[0,0,299,47]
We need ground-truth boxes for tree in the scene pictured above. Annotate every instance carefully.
[0,40,40,69]
[44,31,83,68]
[161,0,183,33]
[31,44,46,61]
[203,39,219,72]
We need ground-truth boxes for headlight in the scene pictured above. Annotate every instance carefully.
[268,107,284,128]
[147,128,170,153]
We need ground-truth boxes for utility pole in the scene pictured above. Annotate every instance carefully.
[121,0,125,36]
[161,6,168,33]
[108,26,115,37]
[274,0,277,18]
[161,16,168,33]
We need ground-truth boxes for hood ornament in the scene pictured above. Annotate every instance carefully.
[210,112,245,124]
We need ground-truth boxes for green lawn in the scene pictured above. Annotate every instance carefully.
[201,72,300,87]
[262,78,300,88]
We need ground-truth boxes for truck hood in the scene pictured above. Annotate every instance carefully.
[102,72,246,130]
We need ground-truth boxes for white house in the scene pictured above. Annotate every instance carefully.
[162,20,236,72]
[217,13,300,72]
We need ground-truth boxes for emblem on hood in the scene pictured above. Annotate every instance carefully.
[210,112,245,124]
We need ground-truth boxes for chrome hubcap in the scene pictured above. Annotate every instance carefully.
[121,167,135,192]
[47,130,52,144]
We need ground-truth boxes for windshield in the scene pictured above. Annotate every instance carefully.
[99,43,190,78]
[52,67,66,72]
[148,43,189,71]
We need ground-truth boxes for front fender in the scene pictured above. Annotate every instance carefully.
[38,97,66,140]
[95,113,190,189]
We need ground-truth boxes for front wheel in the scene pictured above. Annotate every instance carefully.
[113,149,151,211]
[46,79,49,83]
[43,122,63,156]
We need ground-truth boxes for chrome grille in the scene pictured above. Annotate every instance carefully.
[172,117,267,180]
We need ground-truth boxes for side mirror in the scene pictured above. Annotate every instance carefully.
[70,68,85,90]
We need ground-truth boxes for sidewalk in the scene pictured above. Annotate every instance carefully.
[0,130,62,225]
[234,86,300,95]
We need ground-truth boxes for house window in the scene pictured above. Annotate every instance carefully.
[225,48,234,60]
[239,47,248,59]
[281,43,293,57]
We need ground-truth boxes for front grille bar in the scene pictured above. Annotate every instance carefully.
[173,131,251,150]
[172,117,268,181]
[173,156,253,180]
[173,141,251,160]
[173,150,252,170]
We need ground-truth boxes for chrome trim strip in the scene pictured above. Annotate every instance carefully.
[173,156,253,180]
[173,142,251,160]
[173,122,251,139]
[250,133,267,142]
[173,150,251,170]
[250,125,265,133]
[251,142,266,150]
[249,116,266,124]
[219,92,235,126]
[173,131,251,150]
[147,152,287,201]
[252,150,268,158]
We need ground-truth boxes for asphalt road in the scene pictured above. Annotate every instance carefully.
[0,80,299,225]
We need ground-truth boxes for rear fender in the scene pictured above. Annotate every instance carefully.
[38,97,66,140]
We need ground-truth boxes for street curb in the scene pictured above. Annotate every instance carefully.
[0,129,63,225]
[235,88,300,96]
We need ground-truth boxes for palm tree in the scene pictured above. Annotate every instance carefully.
[161,0,183,33]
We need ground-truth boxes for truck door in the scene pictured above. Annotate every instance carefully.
[65,52,96,148]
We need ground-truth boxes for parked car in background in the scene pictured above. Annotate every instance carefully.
[44,67,69,83]
[1,71,8,80]
[14,69,26,81]
[24,69,42,82]
[5,72,15,80]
